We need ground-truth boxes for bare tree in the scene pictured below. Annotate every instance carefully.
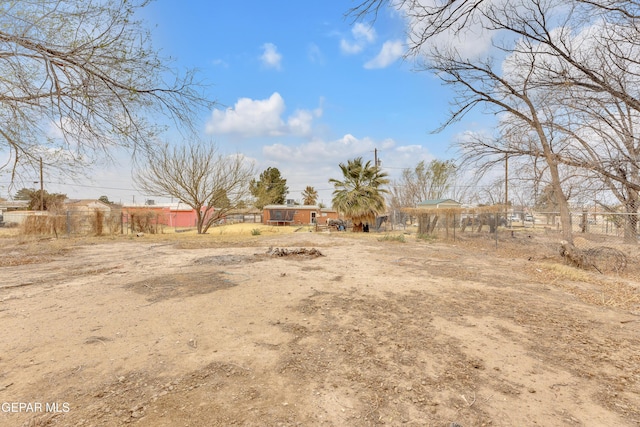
[348,0,640,242]
[543,60,640,242]
[390,159,457,231]
[134,141,255,234]
[397,159,457,206]
[0,0,211,181]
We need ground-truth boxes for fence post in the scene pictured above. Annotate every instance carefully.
[66,211,71,236]
[453,213,456,242]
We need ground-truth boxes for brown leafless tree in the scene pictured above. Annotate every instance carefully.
[134,141,255,234]
[389,159,457,229]
[350,0,640,243]
[0,0,212,181]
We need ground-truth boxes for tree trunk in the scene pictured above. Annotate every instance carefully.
[489,215,497,234]
[196,210,204,234]
[418,214,429,234]
[623,193,638,244]
[460,217,468,232]
[427,215,439,233]
[534,121,574,243]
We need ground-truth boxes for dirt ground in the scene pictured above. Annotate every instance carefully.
[1,227,639,427]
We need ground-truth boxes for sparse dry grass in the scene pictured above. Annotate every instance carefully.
[133,223,302,248]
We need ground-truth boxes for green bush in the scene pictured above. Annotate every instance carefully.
[416,233,437,242]
[251,228,262,236]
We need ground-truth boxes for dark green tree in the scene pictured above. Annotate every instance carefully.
[14,188,35,200]
[250,167,289,209]
[98,196,114,205]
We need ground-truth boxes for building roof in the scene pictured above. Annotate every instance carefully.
[417,198,461,207]
[65,199,111,207]
[263,204,320,210]
[0,200,29,210]
[122,202,194,211]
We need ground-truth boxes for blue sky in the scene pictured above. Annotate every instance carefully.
[14,0,486,206]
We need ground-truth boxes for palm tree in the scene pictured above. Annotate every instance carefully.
[301,186,319,205]
[329,157,389,232]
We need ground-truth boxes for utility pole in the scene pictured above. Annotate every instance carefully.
[504,153,508,219]
[39,157,44,211]
[374,148,381,168]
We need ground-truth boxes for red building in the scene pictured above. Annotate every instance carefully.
[122,203,211,231]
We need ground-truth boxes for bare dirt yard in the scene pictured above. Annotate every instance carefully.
[1,226,639,426]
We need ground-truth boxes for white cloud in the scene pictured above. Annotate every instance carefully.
[353,23,376,43]
[211,58,229,68]
[287,110,314,135]
[340,23,377,55]
[260,43,282,70]
[263,134,376,163]
[364,40,404,69]
[206,92,322,137]
[396,0,537,60]
[340,39,363,55]
[262,134,431,173]
[307,43,324,64]
[259,135,435,205]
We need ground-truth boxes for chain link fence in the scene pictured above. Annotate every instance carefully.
[394,206,639,276]
[1,208,264,236]
[3,209,126,236]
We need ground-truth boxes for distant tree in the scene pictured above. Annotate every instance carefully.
[98,196,114,205]
[14,188,35,201]
[329,157,389,232]
[302,186,319,205]
[16,189,67,211]
[0,0,212,181]
[394,160,457,207]
[389,159,457,231]
[249,167,289,209]
[134,140,255,234]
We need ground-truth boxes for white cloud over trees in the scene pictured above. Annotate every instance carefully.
[206,92,321,137]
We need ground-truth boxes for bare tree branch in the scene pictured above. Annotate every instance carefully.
[0,0,213,181]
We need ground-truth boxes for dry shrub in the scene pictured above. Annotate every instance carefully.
[92,209,104,236]
[107,207,122,234]
[22,214,65,236]
[130,209,162,234]
[560,241,628,273]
